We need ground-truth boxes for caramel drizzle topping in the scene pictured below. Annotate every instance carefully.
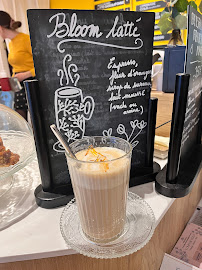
[85,145,109,172]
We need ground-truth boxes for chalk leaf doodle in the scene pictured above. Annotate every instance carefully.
[103,128,113,137]
[53,54,95,153]
[102,119,147,148]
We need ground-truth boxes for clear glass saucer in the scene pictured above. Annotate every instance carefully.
[0,158,40,231]
[60,191,155,259]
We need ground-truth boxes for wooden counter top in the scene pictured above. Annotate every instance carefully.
[151,90,174,138]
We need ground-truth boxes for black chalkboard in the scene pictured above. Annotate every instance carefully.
[27,9,155,206]
[155,6,202,198]
[181,6,202,160]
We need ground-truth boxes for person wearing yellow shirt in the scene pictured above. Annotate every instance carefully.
[0,11,35,120]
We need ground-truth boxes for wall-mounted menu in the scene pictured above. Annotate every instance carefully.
[136,1,167,12]
[154,33,171,42]
[134,0,173,47]
[95,0,124,10]
[94,0,131,11]
[27,10,154,187]
[181,6,202,159]
[136,0,168,1]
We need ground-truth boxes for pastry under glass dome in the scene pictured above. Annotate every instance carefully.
[0,104,36,195]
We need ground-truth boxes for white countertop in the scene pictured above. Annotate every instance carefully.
[0,158,174,264]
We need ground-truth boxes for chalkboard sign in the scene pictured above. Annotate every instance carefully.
[27,9,155,206]
[155,6,202,198]
[181,6,202,159]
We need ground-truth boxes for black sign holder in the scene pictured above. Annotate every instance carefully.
[130,97,160,187]
[156,6,202,198]
[26,9,160,208]
[155,74,202,198]
[25,80,74,208]
[25,79,160,208]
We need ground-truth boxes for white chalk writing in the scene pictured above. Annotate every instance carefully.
[47,13,144,52]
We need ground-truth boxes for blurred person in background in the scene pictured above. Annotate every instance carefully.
[0,10,35,120]
[168,29,184,46]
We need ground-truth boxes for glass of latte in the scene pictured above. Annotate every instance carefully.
[66,136,132,243]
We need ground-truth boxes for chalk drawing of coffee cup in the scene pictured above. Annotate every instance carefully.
[53,86,95,152]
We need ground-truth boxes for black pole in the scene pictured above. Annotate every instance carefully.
[197,93,202,144]
[24,79,52,191]
[146,98,158,167]
[166,73,190,183]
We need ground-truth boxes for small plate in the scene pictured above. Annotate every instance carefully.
[60,191,155,259]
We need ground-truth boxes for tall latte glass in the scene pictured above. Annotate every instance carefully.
[65,136,132,243]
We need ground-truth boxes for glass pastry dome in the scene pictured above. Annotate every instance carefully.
[0,104,36,194]
[0,105,38,230]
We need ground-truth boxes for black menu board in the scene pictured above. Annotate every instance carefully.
[155,6,202,198]
[27,10,154,188]
[181,6,202,159]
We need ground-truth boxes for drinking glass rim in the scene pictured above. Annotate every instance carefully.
[66,136,133,164]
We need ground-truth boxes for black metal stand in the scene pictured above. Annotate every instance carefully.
[155,74,202,198]
[130,162,160,187]
[34,185,74,209]
[166,74,190,183]
[25,80,74,208]
[130,97,160,187]
[155,145,202,197]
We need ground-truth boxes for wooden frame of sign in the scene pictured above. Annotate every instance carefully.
[155,6,202,198]
[26,9,160,208]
